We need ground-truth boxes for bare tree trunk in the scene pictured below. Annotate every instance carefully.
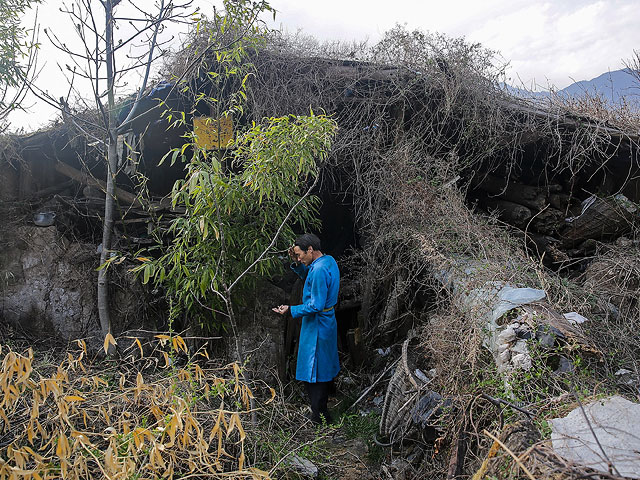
[98,0,117,340]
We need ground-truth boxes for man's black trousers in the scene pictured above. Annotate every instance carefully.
[304,381,332,424]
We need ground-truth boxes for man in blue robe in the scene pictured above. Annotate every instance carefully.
[273,233,340,424]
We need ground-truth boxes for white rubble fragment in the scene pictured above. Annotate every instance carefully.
[498,349,511,365]
[563,312,588,325]
[497,326,517,344]
[551,395,640,478]
[510,353,532,370]
[510,339,529,356]
[614,368,638,387]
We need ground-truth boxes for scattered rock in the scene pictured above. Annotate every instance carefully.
[382,458,413,480]
[615,368,639,387]
[284,454,318,479]
[535,324,565,348]
[554,356,574,374]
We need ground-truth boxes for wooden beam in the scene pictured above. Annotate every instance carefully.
[54,160,141,206]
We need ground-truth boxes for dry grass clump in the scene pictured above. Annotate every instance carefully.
[0,337,275,479]
[544,89,640,134]
[577,242,640,376]
[350,139,636,478]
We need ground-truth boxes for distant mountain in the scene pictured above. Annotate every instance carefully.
[560,69,638,104]
[505,69,640,107]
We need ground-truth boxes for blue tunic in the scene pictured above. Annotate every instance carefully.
[290,255,340,383]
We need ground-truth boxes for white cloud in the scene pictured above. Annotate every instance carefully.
[266,0,640,90]
[8,0,640,130]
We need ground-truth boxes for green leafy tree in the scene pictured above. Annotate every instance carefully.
[140,112,336,360]
[0,0,40,125]
[45,0,268,343]
[127,1,337,363]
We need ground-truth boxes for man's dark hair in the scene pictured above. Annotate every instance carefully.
[295,233,322,252]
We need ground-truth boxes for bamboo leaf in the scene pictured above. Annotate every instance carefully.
[133,338,144,358]
[103,333,117,355]
[64,395,86,402]
[56,434,69,460]
[265,387,276,404]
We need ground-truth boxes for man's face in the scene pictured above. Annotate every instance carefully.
[293,245,314,266]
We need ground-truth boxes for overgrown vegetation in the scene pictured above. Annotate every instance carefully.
[216,25,640,479]
[2,4,640,479]
[138,113,336,334]
[0,340,273,479]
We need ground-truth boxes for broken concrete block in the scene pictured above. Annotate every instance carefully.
[550,395,640,478]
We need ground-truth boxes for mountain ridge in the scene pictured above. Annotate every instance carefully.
[506,68,640,107]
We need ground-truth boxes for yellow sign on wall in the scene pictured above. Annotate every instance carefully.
[193,115,233,150]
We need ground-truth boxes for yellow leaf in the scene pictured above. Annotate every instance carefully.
[162,351,171,368]
[135,372,144,400]
[238,447,245,470]
[104,445,117,473]
[136,257,150,262]
[226,413,241,439]
[248,467,271,479]
[174,335,188,354]
[151,443,166,470]
[103,333,117,355]
[64,395,86,402]
[236,417,246,442]
[0,408,10,430]
[26,421,34,444]
[23,446,43,462]
[56,434,69,460]
[265,387,276,404]
[233,362,240,393]
[134,338,144,358]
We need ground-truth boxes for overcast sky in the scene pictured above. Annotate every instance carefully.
[265,0,638,90]
[9,0,639,131]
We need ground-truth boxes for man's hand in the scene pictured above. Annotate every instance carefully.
[272,305,289,315]
[288,245,297,263]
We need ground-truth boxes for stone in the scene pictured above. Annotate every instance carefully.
[497,326,516,344]
[535,324,565,348]
[511,353,532,370]
[285,454,318,479]
[554,356,574,374]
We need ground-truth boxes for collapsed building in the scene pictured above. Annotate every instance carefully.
[1,29,639,478]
